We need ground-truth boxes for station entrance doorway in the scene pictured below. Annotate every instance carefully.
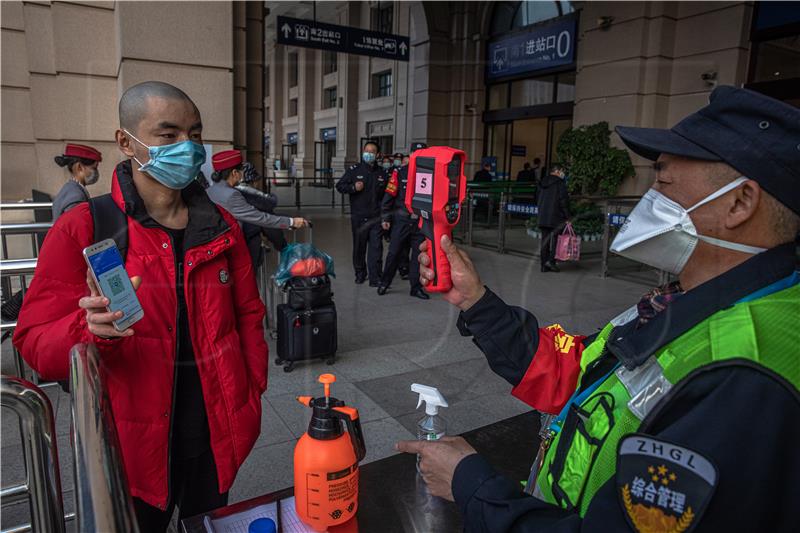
[485,116,572,180]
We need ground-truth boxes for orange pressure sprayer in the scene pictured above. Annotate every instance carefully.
[294,374,367,531]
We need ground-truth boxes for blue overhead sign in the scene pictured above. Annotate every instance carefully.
[321,127,337,141]
[487,16,577,80]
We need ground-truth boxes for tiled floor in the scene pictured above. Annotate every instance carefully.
[0,207,651,530]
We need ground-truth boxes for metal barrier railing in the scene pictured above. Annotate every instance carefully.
[1,260,38,383]
[69,344,140,533]
[458,183,661,284]
[0,203,53,211]
[0,346,140,533]
[263,176,349,212]
[0,375,67,533]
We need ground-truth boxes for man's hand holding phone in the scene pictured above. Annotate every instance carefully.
[79,271,142,338]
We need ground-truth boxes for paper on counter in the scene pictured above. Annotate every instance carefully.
[203,497,317,533]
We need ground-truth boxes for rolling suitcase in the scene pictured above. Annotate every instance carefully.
[275,303,337,372]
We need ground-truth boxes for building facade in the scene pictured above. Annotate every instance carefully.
[2,1,798,202]
[0,0,264,203]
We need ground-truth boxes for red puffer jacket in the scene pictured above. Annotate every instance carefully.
[13,161,268,509]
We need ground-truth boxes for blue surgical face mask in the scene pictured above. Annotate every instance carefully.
[125,129,206,189]
[362,152,376,164]
[393,160,401,167]
[382,161,391,169]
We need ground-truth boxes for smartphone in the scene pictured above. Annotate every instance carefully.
[83,239,144,331]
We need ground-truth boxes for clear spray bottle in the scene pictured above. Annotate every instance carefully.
[411,383,449,472]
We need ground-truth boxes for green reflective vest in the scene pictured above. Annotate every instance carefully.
[534,282,800,516]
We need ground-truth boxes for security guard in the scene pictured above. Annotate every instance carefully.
[377,143,429,299]
[52,143,102,220]
[336,141,387,285]
[397,86,800,532]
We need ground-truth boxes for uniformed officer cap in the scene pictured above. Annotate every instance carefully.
[410,142,427,153]
[616,86,800,215]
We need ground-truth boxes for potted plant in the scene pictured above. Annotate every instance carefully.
[525,216,540,239]
[556,121,634,196]
[569,200,604,241]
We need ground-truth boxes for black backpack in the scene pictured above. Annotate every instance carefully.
[88,194,129,259]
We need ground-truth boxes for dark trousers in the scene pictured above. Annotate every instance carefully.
[264,228,288,252]
[381,216,424,290]
[350,215,383,282]
[243,224,288,270]
[540,226,557,267]
[398,241,410,276]
[133,447,228,533]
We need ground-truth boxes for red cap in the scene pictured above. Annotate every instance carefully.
[211,150,243,172]
[64,144,102,162]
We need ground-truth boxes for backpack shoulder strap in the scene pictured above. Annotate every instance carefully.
[88,194,129,260]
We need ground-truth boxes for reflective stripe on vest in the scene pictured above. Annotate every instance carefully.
[535,282,800,516]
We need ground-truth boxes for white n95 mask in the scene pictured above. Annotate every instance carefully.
[610,177,766,274]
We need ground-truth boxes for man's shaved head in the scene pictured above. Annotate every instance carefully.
[119,81,198,133]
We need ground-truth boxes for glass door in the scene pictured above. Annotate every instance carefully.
[314,141,325,185]
[486,122,511,180]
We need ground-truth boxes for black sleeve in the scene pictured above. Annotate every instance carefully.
[559,182,570,219]
[457,288,540,387]
[336,168,356,194]
[381,191,395,222]
[237,185,276,212]
[452,363,800,532]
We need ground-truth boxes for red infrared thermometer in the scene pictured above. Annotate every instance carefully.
[405,146,467,292]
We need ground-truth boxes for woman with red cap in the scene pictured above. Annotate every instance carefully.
[51,143,103,220]
[206,149,310,233]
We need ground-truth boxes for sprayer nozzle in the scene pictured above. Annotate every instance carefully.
[297,396,313,407]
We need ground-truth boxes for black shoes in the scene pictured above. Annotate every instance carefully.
[369,280,380,287]
[410,288,430,300]
[399,270,410,280]
[355,276,366,284]
[377,285,388,295]
[541,261,561,273]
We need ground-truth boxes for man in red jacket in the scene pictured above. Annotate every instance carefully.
[13,81,268,531]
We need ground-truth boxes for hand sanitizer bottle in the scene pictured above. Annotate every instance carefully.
[411,383,449,472]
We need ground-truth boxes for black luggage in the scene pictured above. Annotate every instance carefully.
[275,303,337,372]
[286,275,333,309]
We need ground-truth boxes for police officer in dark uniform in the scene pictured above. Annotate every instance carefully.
[377,143,429,299]
[336,141,387,285]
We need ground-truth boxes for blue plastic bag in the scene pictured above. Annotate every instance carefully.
[275,243,335,287]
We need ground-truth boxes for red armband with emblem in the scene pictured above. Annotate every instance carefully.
[511,324,586,414]
[385,170,398,197]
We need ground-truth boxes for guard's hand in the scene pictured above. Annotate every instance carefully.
[419,235,486,310]
[354,181,365,192]
[291,217,310,229]
[79,270,142,338]
[381,221,391,231]
[395,437,477,501]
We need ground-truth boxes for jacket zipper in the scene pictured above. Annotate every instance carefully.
[164,230,180,510]
[163,229,233,509]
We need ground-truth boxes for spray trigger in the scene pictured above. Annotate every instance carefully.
[411,383,448,416]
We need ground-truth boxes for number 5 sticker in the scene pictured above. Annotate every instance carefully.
[415,172,433,195]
